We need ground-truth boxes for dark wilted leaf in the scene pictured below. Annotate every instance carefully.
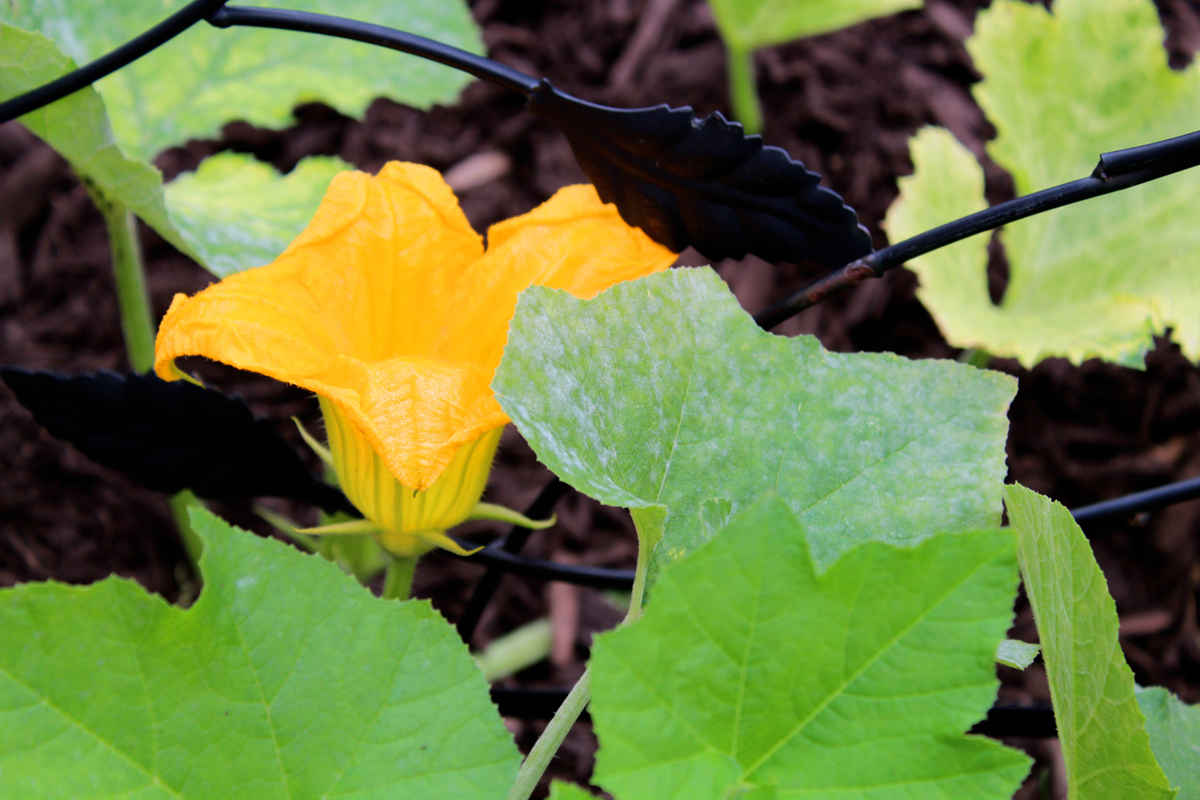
[527,80,872,267]
[1,368,355,514]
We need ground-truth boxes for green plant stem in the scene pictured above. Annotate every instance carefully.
[727,44,763,134]
[507,536,653,800]
[506,669,592,800]
[94,193,156,373]
[170,490,204,566]
[626,532,650,623]
[91,188,203,591]
[382,555,418,600]
[474,617,553,682]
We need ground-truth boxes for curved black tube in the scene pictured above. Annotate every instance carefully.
[208,5,540,96]
[754,157,1199,329]
[461,537,637,589]
[452,472,1200,589]
[0,0,230,124]
[1072,475,1200,525]
[456,478,571,643]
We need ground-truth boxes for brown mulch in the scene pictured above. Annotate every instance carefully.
[2,0,1199,797]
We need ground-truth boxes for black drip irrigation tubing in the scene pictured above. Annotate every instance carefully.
[455,478,570,643]
[4,3,1200,333]
[0,0,231,123]
[453,473,1200,593]
[754,130,1200,329]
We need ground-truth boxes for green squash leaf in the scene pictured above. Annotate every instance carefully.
[885,0,1200,368]
[1,0,481,162]
[0,24,194,257]
[165,152,351,277]
[1,0,479,277]
[708,0,921,52]
[588,495,1031,800]
[996,638,1040,670]
[0,508,519,799]
[495,267,1016,573]
[1005,484,1174,799]
[1137,687,1200,799]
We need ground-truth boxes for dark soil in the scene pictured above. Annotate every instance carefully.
[2,0,1200,797]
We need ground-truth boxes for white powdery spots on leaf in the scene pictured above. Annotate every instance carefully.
[495,267,1016,573]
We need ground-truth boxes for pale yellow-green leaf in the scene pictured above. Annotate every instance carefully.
[996,638,1040,670]
[885,0,1200,368]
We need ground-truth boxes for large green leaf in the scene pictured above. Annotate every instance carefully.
[0,24,193,256]
[1137,687,1200,800]
[708,0,921,52]
[885,0,1200,368]
[0,508,519,799]
[1,0,478,276]
[2,0,481,162]
[495,267,1015,573]
[165,152,351,277]
[588,495,1030,800]
[1005,484,1174,799]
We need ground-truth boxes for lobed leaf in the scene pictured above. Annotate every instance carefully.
[1137,687,1200,800]
[0,0,481,163]
[0,24,194,257]
[0,508,519,799]
[495,267,1015,574]
[1005,484,1174,799]
[588,495,1030,800]
[0,1,479,277]
[885,0,1200,368]
[708,0,921,53]
[165,152,351,277]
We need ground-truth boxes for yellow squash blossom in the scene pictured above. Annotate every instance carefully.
[155,162,675,558]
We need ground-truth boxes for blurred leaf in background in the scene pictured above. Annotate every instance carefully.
[0,0,482,276]
[165,152,352,276]
[708,0,921,131]
[886,0,1200,368]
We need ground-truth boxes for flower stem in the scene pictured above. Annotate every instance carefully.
[727,43,763,134]
[506,534,653,800]
[506,669,592,800]
[382,554,418,600]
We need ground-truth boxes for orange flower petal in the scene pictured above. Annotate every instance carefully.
[155,162,482,379]
[155,165,676,493]
[435,184,678,368]
[317,355,508,490]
